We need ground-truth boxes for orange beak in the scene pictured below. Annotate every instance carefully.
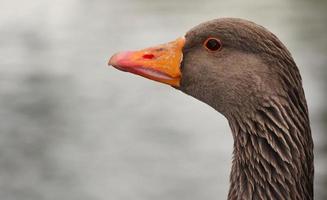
[108,37,185,87]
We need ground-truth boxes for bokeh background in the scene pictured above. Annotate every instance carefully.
[1,0,326,199]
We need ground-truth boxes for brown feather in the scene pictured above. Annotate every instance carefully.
[180,18,313,200]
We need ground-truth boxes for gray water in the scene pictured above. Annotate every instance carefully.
[1,0,326,199]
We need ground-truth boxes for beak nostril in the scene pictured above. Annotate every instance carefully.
[143,54,155,59]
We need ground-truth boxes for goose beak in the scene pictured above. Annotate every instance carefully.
[108,37,185,87]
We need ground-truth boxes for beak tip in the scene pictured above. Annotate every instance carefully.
[108,53,118,66]
[108,51,133,68]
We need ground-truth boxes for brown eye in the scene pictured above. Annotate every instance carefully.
[204,38,222,51]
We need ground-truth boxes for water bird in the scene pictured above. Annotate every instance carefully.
[108,18,313,200]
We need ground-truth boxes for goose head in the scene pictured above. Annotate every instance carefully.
[108,18,313,200]
[109,18,296,117]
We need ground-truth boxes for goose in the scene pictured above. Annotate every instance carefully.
[108,18,313,200]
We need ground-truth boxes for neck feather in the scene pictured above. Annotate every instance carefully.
[226,95,313,200]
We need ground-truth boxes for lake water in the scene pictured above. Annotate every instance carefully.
[0,0,326,199]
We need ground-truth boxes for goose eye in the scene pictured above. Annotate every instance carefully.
[204,38,222,51]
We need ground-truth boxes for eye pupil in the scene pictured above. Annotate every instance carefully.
[205,38,222,51]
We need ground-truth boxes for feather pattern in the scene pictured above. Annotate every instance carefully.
[227,93,313,200]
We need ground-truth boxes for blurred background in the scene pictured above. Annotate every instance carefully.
[0,0,326,199]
